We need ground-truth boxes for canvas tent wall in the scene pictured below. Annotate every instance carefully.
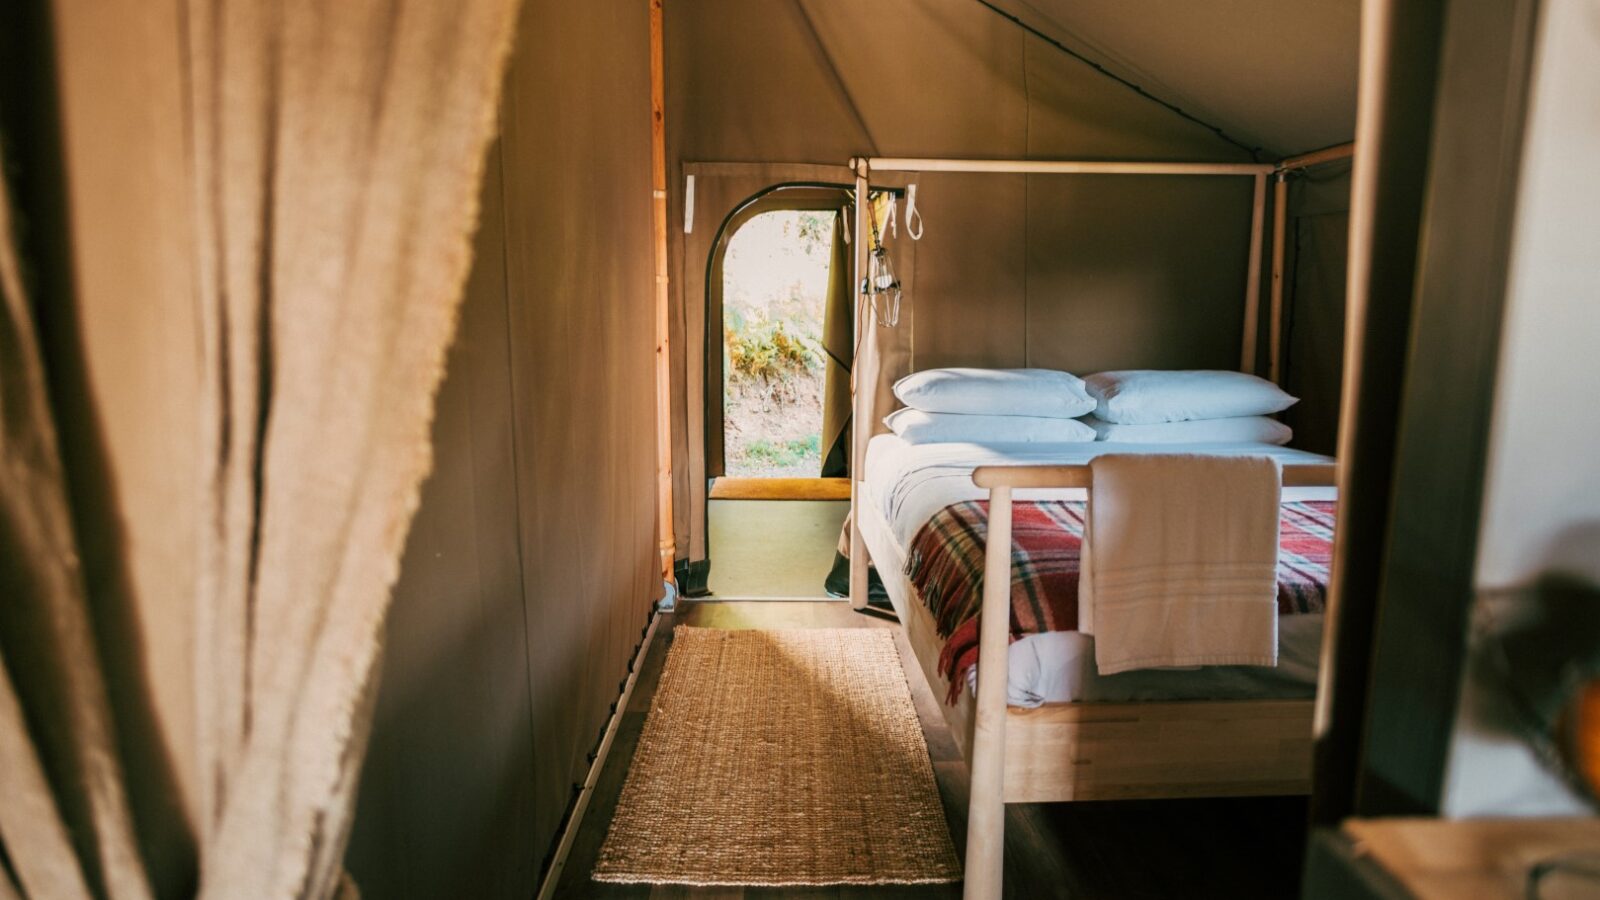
[345,2,661,896]
[664,0,1359,571]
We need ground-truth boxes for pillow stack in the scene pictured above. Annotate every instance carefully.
[882,367,1300,446]
[885,368,1097,444]
[1082,370,1297,445]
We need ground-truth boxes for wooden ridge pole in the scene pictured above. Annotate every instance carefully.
[1276,141,1356,173]
[865,157,1273,176]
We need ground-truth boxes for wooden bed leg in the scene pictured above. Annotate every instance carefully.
[964,484,1013,899]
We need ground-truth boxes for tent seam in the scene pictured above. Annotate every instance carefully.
[793,0,880,156]
[973,0,1262,160]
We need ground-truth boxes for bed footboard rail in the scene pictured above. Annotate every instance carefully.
[961,461,1335,900]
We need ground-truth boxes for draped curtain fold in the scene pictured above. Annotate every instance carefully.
[818,211,851,477]
[0,1,520,897]
[0,146,154,900]
[184,1,520,897]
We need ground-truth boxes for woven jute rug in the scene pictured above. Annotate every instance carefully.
[593,626,962,886]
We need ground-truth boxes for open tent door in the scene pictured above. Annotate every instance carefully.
[707,189,851,483]
[667,163,911,592]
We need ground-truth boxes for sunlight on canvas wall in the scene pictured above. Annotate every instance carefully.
[723,210,833,477]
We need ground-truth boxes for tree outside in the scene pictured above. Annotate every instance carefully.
[723,210,834,476]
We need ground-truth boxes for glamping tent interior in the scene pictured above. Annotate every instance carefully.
[2,0,1598,898]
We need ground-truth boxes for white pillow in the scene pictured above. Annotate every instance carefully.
[1084,370,1297,424]
[893,368,1095,419]
[1085,414,1293,445]
[884,408,1097,445]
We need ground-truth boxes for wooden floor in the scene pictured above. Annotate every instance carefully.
[554,601,1310,899]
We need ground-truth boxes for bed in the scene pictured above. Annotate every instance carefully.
[863,435,1334,706]
[855,435,1337,893]
[858,434,1336,784]
[843,155,1347,898]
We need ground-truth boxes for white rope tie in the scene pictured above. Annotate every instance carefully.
[905,183,923,240]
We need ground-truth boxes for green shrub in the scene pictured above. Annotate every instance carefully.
[725,319,820,382]
[740,434,822,468]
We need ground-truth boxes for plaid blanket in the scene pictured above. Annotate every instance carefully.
[905,500,1337,703]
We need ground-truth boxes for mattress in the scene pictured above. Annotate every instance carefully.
[862,434,1338,706]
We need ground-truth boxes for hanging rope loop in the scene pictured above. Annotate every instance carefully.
[905,183,923,240]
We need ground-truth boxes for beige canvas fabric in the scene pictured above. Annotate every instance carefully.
[0,149,153,900]
[181,1,520,897]
[662,0,1317,567]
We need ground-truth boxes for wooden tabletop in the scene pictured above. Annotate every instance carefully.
[1341,817,1600,899]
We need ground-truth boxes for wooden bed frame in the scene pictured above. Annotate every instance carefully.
[858,459,1334,898]
[844,152,1351,899]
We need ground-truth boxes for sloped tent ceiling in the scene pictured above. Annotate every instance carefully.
[670,0,1358,163]
[665,0,1359,562]
[1009,0,1360,156]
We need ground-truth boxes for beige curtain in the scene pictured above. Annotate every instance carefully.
[3,0,519,895]
[0,149,154,900]
[182,1,520,898]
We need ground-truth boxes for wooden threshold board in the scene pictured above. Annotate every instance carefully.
[708,476,851,501]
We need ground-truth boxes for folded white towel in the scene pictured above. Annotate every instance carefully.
[1079,453,1282,675]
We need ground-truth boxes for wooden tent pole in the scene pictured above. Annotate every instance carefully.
[650,0,675,585]
[1241,173,1268,373]
[864,157,1272,176]
[1276,141,1356,173]
[1269,173,1289,384]
[848,160,871,610]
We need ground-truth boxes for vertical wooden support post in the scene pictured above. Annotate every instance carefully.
[1269,173,1289,385]
[650,0,675,584]
[1240,172,1268,373]
[848,161,871,609]
[964,484,1013,900]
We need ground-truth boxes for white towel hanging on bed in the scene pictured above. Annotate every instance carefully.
[1080,453,1282,675]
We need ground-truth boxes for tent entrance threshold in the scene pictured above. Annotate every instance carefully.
[708,476,850,501]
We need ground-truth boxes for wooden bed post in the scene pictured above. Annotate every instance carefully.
[1240,172,1268,373]
[1269,173,1289,385]
[848,160,872,610]
[964,483,1013,900]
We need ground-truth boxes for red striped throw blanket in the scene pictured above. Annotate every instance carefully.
[905,500,1337,703]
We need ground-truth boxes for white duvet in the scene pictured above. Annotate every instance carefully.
[863,434,1338,705]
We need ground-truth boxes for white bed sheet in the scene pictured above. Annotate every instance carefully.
[863,434,1337,706]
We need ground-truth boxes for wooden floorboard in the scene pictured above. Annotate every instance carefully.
[553,601,1308,898]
